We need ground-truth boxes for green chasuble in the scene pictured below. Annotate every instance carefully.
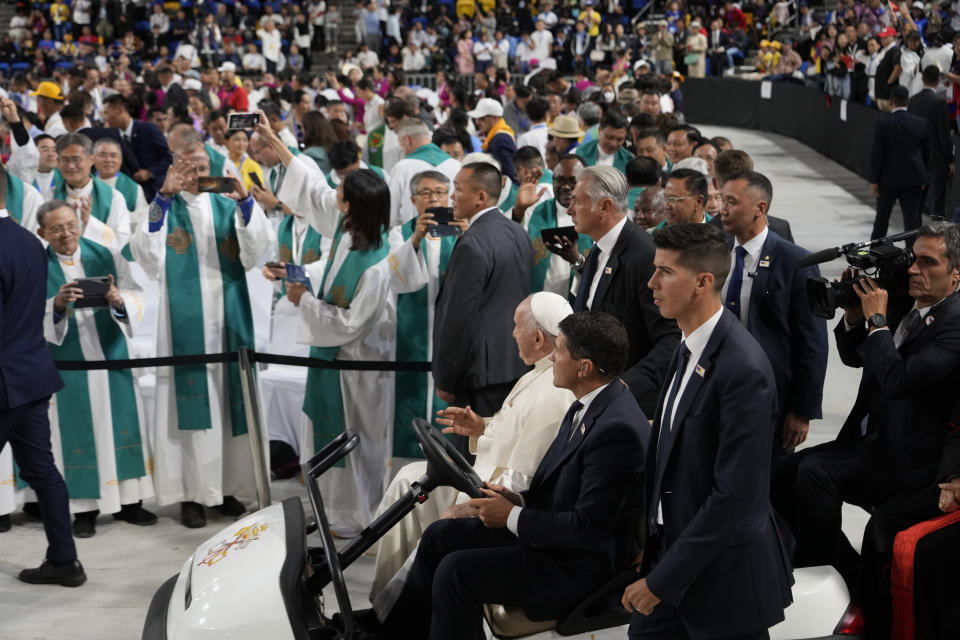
[53,174,114,225]
[5,171,24,224]
[391,219,457,457]
[303,220,390,456]
[367,123,386,168]
[575,140,635,173]
[539,169,553,185]
[405,143,452,166]
[164,194,256,436]
[499,181,519,214]
[628,186,645,210]
[206,144,227,177]
[110,171,141,213]
[44,239,145,499]
[527,198,594,293]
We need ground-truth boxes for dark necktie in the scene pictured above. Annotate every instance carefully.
[573,246,601,311]
[894,307,923,348]
[562,400,584,449]
[724,245,747,320]
[658,341,691,441]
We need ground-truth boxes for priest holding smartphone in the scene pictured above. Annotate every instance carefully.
[129,139,274,529]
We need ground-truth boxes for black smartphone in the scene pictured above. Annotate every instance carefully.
[197,176,236,193]
[540,226,579,246]
[265,261,284,269]
[426,206,459,237]
[73,276,110,309]
[228,112,260,130]
[249,172,263,188]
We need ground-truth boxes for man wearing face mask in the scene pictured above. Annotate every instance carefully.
[576,110,635,173]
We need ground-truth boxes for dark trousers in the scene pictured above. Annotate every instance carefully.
[0,396,76,564]
[380,518,522,640]
[915,520,960,639]
[449,380,518,459]
[872,185,924,240]
[921,159,952,218]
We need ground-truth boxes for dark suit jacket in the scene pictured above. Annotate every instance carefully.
[433,208,533,394]
[835,291,960,504]
[708,214,794,244]
[0,217,64,410]
[129,120,172,198]
[518,382,649,620]
[869,109,930,188]
[577,220,681,415]
[909,88,954,167]
[162,82,189,109]
[741,230,828,423]
[644,309,792,637]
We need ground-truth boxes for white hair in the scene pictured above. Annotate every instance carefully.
[580,165,628,213]
[461,152,501,171]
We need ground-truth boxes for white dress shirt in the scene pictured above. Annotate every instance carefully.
[587,215,628,309]
[657,306,724,523]
[596,146,615,167]
[720,226,768,330]
[467,205,499,229]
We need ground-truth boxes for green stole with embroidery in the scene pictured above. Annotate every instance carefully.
[206,144,227,177]
[165,194,255,436]
[367,123,386,168]
[110,171,140,213]
[5,172,24,224]
[576,140,635,172]
[540,169,553,185]
[276,215,324,296]
[53,175,114,226]
[498,181,519,214]
[527,199,594,293]
[303,219,389,456]
[44,239,145,498]
[392,218,457,457]
[405,143,452,166]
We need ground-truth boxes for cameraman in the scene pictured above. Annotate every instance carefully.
[772,221,960,640]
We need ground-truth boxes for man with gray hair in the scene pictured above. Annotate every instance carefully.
[369,292,576,620]
[569,165,680,415]
[577,101,602,146]
[387,117,461,227]
[54,132,130,252]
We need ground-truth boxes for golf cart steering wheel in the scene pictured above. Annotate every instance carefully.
[412,418,485,499]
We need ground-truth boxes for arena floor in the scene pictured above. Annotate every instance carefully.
[0,125,883,638]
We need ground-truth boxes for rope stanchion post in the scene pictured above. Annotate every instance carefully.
[238,348,272,510]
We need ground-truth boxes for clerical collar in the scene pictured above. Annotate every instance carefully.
[58,248,81,264]
[0,208,8,218]
[66,179,93,196]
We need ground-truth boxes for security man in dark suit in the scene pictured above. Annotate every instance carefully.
[718,170,828,453]
[870,85,930,241]
[382,311,649,639]
[433,163,533,452]
[101,93,171,201]
[625,223,792,640]
[571,165,681,416]
[0,175,86,586]
[772,221,960,639]
[909,65,956,219]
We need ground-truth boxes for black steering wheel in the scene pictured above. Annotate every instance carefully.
[412,418,485,499]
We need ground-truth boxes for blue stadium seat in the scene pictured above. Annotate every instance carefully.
[134,20,150,32]
[411,17,428,29]
[55,60,73,69]
[11,63,30,72]
[0,63,11,76]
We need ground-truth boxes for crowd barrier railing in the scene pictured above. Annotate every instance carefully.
[53,350,432,510]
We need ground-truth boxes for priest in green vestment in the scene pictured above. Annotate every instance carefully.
[575,110,635,173]
[37,199,156,538]
[92,138,148,235]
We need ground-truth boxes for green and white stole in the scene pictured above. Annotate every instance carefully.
[5,172,24,224]
[53,175,114,226]
[302,219,389,455]
[164,194,255,436]
[527,199,593,293]
[405,142,452,167]
[44,238,145,499]
[206,144,227,178]
[276,214,324,297]
[499,180,519,214]
[110,171,140,213]
[392,218,457,457]
[367,123,386,168]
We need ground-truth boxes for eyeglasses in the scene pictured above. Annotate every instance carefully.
[415,188,449,198]
[664,195,695,204]
[46,223,78,234]
[59,155,87,166]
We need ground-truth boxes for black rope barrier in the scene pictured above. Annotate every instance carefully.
[54,350,432,372]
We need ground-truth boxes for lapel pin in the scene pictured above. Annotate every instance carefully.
[604,266,613,274]
[695,364,706,377]
[580,424,586,435]
[759,260,770,268]
[926,315,935,326]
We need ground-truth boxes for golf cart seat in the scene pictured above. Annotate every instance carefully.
[483,566,638,638]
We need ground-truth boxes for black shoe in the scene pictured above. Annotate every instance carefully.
[113,503,158,526]
[22,502,41,520]
[215,495,246,518]
[71,511,98,538]
[180,502,207,528]
[333,608,381,634]
[19,559,87,587]
[0,514,10,532]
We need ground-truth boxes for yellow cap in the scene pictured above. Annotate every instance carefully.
[30,81,64,101]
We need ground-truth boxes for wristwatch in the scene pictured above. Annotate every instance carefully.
[867,313,887,329]
[574,254,586,273]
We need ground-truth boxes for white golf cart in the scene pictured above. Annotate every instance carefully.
[141,419,861,639]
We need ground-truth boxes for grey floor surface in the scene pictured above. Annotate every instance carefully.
[0,125,885,638]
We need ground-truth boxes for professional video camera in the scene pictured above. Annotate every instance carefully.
[798,229,919,319]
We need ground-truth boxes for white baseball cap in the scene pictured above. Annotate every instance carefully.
[218,61,236,73]
[467,98,504,119]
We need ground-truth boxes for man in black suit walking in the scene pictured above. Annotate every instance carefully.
[626,223,792,639]
[0,177,86,586]
[870,85,930,241]
[909,65,956,219]
[718,170,828,453]
[382,311,649,639]
[772,221,960,639]
[570,165,680,416]
[433,163,533,449]
[102,93,171,201]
